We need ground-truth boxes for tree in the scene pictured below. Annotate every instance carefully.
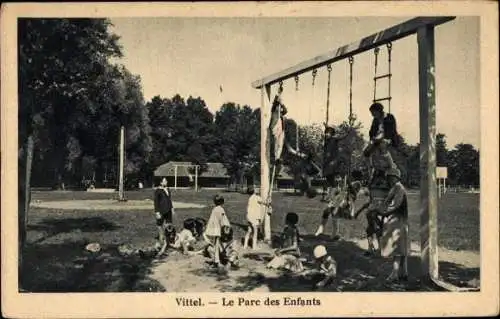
[18,18,124,274]
[436,133,449,167]
[19,18,124,189]
[213,103,260,191]
[147,95,216,179]
[448,143,480,187]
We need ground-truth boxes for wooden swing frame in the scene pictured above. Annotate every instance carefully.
[251,16,475,290]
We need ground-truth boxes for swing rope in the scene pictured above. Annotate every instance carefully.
[294,75,300,151]
[311,69,318,125]
[323,64,333,182]
[347,56,354,185]
[387,42,392,113]
[348,56,354,127]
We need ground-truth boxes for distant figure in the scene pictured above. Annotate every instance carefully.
[154,178,175,251]
[138,181,144,189]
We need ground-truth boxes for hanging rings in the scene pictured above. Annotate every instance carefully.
[312,69,318,86]
[294,75,299,91]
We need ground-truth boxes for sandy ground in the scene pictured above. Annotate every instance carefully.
[149,239,480,292]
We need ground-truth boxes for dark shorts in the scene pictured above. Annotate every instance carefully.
[365,211,384,237]
[156,211,173,226]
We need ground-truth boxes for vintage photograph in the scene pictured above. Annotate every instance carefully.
[15,14,482,294]
[3,2,498,317]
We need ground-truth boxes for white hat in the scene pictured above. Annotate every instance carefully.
[313,245,327,259]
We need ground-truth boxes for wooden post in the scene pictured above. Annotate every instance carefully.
[195,165,199,191]
[261,85,272,242]
[174,165,178,190]
[418,25,438,281]
[118,125,125,201]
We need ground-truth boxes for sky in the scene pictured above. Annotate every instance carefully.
[109,16,480,149]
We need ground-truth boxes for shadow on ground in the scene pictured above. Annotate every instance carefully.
[20,240,164,292]
[27,217,120,244]
[205,234,478,292]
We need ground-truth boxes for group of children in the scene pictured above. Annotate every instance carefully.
[154,100,409,287]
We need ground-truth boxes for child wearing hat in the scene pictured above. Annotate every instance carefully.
[203,194,231,267]
[378,168,409,282]
[266,212,304,273]
[303,245,337,290]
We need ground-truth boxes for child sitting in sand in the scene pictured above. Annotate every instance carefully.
[205,225,240,269]
[266,212,304,273]
[170,219,199,255]
[303,245,337,290]
[156,223,177,257]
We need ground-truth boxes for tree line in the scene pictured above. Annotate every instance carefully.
[19,18,480,191]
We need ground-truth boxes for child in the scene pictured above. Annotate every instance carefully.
[314,176,342,238]
[354,196,385,257]
[266,212,304,273]
[314,171,366,238]
[205,225,240,269]
[285,143,322,198]
[203,194,231,267]
[171,219,198,255]
[304,245,337,290]
[183,217,207,239]
[269,86,287,164]
[323,124,350,189]
[378,168,409,282]
[363,102,400,187]
[156,223,177,257]
[243,187,267,250]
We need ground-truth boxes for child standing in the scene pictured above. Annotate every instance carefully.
[314,171,366,239]
[304,245,337,290]
[203,194,231,267]
[243,187,266,250]
[266,212,304,273]
[378,168,409,282]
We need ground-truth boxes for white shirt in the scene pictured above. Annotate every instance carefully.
[247,194,263,225]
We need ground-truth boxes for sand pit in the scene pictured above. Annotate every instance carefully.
[31,199,206,211]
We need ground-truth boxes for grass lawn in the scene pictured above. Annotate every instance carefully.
[21,189,480,292]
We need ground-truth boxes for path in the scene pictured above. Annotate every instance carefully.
[31,199,206,210]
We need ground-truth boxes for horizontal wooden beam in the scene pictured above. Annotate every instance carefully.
[252,16,455,89]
